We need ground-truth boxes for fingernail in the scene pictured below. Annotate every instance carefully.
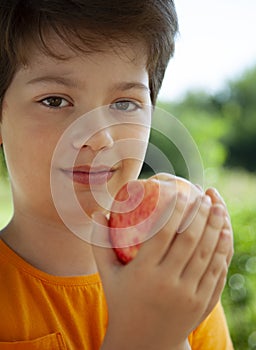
[212,205,225,216]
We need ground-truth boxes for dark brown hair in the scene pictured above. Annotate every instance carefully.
[0,0,178,108]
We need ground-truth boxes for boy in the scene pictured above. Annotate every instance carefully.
[0,1,233,349]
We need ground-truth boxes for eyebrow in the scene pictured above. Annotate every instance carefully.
[112,82,150,93]
[26,75,150,93]
[27,76,80,89]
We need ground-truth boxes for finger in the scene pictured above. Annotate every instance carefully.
[91,211,121,279]
[205,187,233,236]
[196,229,230,302]
[162,195,212,276]
[205,187,225,203]
[224,217,234,266]
[206,188,230,220]
[181,204,226,286]
[150,173,202,203]
[136,191,190,266]
[206,188,234,264]
[204,266,227,318]
[197,266,227,326]
[177,194,211,233]
[195,184,204,193]
[225,228,234,266]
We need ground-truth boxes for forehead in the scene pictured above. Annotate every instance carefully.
[9,33,150,97]
[24,32,148,70]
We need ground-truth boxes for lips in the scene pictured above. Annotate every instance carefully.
[62,165,116,185]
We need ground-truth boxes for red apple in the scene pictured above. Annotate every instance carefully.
[109,174,197,264]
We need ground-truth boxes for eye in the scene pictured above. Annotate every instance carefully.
[110,100,141,113]
[39,96,72,109]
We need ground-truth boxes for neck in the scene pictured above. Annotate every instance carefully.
[0,211,98,277]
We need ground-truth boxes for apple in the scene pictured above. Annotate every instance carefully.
[109,174,198,264]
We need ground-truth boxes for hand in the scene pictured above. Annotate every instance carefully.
[205,187,234,267]
[91,179,231,350]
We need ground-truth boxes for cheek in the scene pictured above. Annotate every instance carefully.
[106,158,142,204]
[2,122,60,177]
[117,125,149,162]
[117,127,149,177]
[115,123,150,145]
[122,158,144,176]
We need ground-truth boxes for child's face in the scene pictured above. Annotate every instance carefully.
[0,35,151,221]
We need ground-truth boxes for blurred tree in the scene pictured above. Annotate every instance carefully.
[154,92,229,176]
[218,65,256,171]
[155,64,256,173]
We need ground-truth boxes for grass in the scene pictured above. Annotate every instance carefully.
[207,168,256,350]
[0,168,255,349]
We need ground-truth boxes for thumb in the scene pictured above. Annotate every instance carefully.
[91,211,120,279]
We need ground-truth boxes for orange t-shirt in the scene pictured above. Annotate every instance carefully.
[0,239,233,349]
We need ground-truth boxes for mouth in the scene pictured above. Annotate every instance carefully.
[62,165,117,186]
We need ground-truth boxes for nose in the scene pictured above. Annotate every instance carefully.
[73,127,114,151]
[86,128,114,151]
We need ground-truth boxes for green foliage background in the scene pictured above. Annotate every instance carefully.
[1,65,256,349]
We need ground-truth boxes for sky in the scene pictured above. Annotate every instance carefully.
[158,0,256,101]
